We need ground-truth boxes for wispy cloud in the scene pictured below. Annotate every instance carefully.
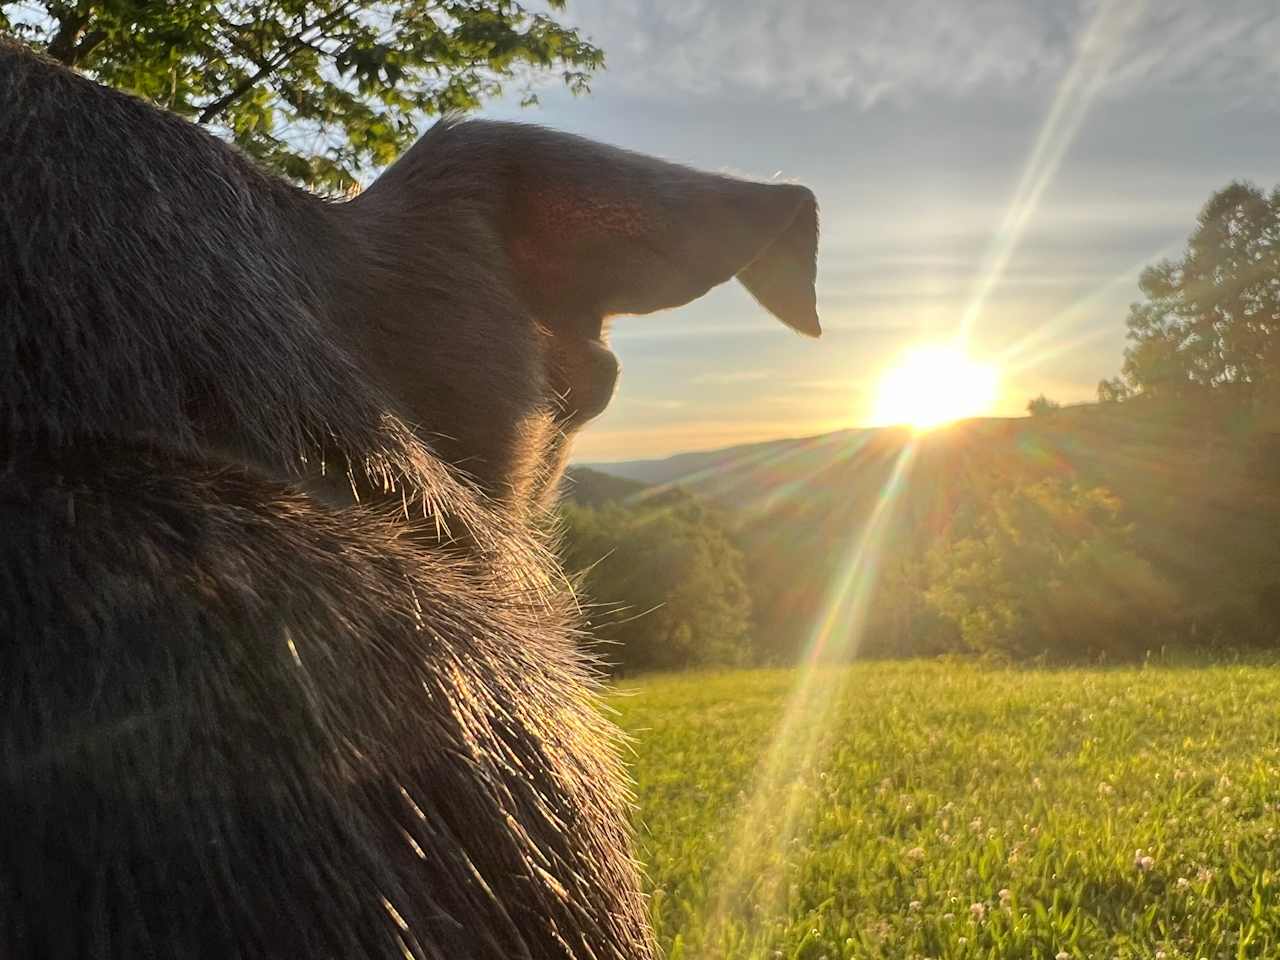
[959,0,1148,342]
[690,370,772,385]
[565,0,1280,108]
[627,398,687,410]
[791,379,870,394]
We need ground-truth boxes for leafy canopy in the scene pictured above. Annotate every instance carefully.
[925,478,1176,660]
[1120,181,1280,403]
[2,0,603,192]
[560,494,753,674]
[1026,394,1061,417]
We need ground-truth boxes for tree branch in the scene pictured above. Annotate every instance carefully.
[69,27,107,63]
[46,2,92,65]
[196,58,277,124]
[195,0,366,126]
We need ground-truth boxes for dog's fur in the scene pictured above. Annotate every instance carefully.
[0,39,819,959]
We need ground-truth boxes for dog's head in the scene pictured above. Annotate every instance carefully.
[341,119,819,507]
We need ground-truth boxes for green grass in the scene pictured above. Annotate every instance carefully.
[609,662,1280,960]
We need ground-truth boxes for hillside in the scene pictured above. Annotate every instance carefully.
[561,466,651,507]
[582,402,1280,659]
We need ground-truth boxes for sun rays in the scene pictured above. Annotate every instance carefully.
[994,243,1182,378]
[698,439,918,952]
[958,0,1149,347]
[689,1,1159,948]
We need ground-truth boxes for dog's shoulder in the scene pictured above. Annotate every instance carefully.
[0,441,644,958]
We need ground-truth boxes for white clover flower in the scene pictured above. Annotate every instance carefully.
[908,900,922,912]
[1176,877,1191,890]
[1196,866,1214,883]
[905,846,926,862]
[1097,782,1115,796]
[998,888,1012,903]
[969,902,986,920]
[1056,952,1071,960]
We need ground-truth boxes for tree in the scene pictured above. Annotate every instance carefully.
[1096,376,1131,404]
[2,1,602,192]
[1026,394,1061,417]
[1119,181,1280,404]
[861,556,958,658]
[925,479,1177,660]
[559,495,753,674]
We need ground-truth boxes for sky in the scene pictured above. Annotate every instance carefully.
[480,0,1280,462]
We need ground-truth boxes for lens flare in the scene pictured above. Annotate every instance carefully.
[699,441,918,952]
[957,0,1147,343]
[669,6,1164,955]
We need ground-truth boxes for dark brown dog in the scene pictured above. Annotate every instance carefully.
[0,40,819,959]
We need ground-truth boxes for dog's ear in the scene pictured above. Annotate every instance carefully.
[453,120,820,337]
[346,120,821,501]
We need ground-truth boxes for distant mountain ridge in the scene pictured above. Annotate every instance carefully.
[580,428,870,487]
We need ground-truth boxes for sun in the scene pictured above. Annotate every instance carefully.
[871,343,999,431]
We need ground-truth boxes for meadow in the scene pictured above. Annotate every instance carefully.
[610,662,1280,960]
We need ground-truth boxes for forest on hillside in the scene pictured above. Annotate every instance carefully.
[559,181,1280,673]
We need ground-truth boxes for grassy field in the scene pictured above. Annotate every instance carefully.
[609,662,1280,960]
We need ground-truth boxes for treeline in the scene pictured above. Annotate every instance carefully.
[875,478,1178,661]
[559,491,752,673]
[560,180,1280,671]
[565,444,1280,672]
[859,464,1279,661]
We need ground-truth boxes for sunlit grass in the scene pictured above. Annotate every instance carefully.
[691,442,916,946]
[612,661,1280,960]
